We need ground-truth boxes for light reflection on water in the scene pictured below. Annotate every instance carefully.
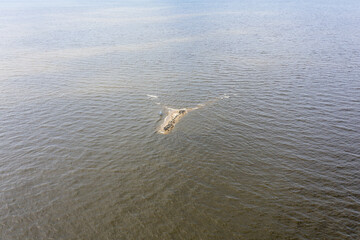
[1,0,359,239]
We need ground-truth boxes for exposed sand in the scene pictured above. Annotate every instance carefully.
[156,96,228,134]
[158,107,198,134]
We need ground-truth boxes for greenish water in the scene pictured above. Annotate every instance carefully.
[0,0,359,239]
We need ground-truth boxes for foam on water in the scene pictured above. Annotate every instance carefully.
[146,94,159,99]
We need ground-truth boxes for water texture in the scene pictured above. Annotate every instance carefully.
[1,0,359,239]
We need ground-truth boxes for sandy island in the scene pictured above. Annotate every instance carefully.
[156,96,226,134]
[158,106,200,134]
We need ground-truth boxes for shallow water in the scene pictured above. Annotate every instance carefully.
[1,0,359,239]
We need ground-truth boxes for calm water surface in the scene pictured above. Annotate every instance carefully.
[1,0,360,239]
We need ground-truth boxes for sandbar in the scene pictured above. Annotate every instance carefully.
[158,107,198,134]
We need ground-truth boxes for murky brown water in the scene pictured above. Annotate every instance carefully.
[1,0,359,239]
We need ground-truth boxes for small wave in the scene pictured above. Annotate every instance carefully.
[219,94,230,99]
[147,94,158,99]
